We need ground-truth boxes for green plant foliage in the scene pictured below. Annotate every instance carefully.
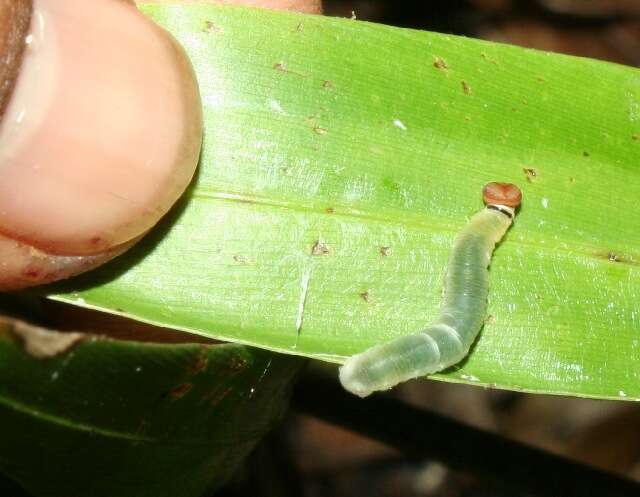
[51,4,640,400]
[0,318,303,497]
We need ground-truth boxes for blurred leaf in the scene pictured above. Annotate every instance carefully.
[0,317,303,497]
[51,4,640,400]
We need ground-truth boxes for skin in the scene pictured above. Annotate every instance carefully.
[142,0,322,14]
[0,0,319,291]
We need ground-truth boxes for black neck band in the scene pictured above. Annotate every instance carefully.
[487,204,513,219]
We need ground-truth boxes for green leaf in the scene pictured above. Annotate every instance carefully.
[0,318,303,497]
[50,4,640,400]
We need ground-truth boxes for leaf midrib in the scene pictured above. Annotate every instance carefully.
[191,189,640,266]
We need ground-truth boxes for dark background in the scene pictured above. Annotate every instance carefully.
[325,0,640,66]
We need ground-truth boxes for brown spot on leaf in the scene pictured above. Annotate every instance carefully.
[484,314,496,325]
[325,207,335,214]
[273,62,307,78]
[233,255,248,264]
[595,251,637,266]
[480,52,498,65]
[433,57,448,71]
[228,356,248,372]
[461,81,472,95]
[207,387,232,406]
[522,167,537,183]
[203,21,223,33]
[311,240,330,256]
[322,80,333,89]
[169,383,192,400]
[380,246,391,257]
[360,291,370,303]
[313,126,328,135]
[188,347,209,375]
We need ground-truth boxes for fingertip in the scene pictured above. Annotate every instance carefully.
[0,0,202,289]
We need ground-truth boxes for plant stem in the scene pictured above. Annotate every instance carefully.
[292,377,640,497]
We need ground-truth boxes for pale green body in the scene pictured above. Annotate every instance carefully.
[339,206,514,397]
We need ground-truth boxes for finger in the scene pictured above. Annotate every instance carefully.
[141,0,322,15]
[0,0,202,289]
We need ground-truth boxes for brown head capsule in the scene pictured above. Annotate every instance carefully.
[482,182,522,208]
[0,0,203,290]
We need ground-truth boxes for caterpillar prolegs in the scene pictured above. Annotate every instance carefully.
[339,182,522,397]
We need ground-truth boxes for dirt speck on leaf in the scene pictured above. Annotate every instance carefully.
[461,81,472,94]
[228,356,248,372]
[311,240,330,256]
[595,251,637,266]
[480,52,498,65]
[233,255,249,264]
[322,80,333,89]
[203,21,223,34]
[273,62,307,78]
[360,291,371,303]
[380,246,391,257]
[433,57,448,71]
[522,167,537,182]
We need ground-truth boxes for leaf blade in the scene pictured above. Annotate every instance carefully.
[51,4,640,400]
[0,317,303,497]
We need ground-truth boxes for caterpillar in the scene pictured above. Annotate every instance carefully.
[339,182,522,397]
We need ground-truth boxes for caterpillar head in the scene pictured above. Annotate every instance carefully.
[482,182,522,208]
